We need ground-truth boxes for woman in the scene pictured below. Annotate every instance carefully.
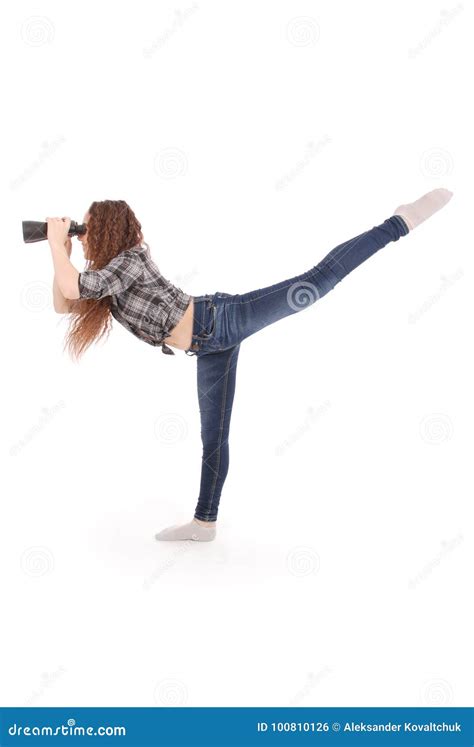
[48,188,453,542]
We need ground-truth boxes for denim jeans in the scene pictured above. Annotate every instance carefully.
[184,215,409,522]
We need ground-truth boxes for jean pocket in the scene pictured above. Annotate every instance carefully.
[193,300,217,340]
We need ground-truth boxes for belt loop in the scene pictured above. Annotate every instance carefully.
[201,297,206,332]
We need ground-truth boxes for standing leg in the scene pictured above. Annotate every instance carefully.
[194,344,241,523]
[155,343,241,541]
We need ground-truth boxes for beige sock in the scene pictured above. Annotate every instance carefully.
[393,188,453,230]
[155,518,217,542]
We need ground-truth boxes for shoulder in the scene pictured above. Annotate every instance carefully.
[107,245,147,267]
[121,243,150,263]
[130,243,151,259]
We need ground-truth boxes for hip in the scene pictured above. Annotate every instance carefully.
[162,297,195,351]
[185,293,233,356]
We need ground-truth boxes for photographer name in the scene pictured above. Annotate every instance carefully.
[345,721,461,733]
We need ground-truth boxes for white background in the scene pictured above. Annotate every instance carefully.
[1,0,472,708]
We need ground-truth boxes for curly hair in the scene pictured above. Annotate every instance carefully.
[63,200,148,362]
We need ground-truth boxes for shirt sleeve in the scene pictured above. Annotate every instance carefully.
[78,251,143,300]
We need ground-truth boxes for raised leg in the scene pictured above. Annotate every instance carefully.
[219,215,409,347]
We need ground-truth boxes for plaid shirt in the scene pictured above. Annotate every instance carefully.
[78,244,193,355]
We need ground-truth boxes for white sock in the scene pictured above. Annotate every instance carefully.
[155,518,217,542]
[393,187,453,231]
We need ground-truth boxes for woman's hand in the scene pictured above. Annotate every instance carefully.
[46,217,72,248]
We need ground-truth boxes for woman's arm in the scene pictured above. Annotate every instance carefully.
[50,242,80,299]
[53,275,75,313]
[47,217,80,299]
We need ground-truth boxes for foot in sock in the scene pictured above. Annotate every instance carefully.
[393,187,453,231]
[155,518,217,542]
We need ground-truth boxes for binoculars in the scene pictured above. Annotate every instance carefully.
[22,220,87,244]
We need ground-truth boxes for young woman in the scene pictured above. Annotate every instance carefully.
[48,188,453,543]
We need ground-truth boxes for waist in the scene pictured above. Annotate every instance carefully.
[161,297,195,349]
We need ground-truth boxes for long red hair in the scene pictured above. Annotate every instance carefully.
[63,200,148,361]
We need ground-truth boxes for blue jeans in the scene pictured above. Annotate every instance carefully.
[184,215,409,522]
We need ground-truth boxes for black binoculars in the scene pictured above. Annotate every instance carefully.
[22,220,87,244]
